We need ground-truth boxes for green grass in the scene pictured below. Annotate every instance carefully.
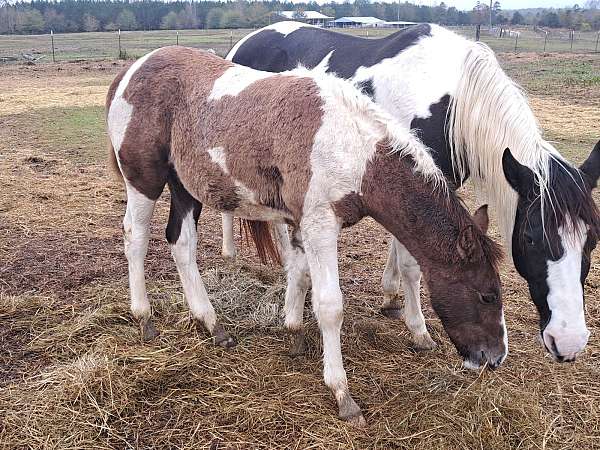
[1,26,598,64]
[38,106,106,164]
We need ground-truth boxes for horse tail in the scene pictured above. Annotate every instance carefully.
[107,140,123,182]
[240,219,281,266]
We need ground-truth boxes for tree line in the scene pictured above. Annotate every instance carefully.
[0,0,599,35]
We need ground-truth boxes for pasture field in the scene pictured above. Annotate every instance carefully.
[0,26,599,63]
[0,46,599,448]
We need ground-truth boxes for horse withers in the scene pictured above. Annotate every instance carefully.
[226,22,600,362]
[106,47,506,425]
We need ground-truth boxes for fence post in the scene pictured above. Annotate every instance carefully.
[229,30,233,50]
[596,32,599,53]
[543,31,548,53]
[176,31,179,46]
[475,24,481,41]
[570,30,574,51]
[50,29,55,63]
[514,33,518,53]
[118,29,122,58]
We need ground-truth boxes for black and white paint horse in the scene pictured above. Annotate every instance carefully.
[225,22,600,362]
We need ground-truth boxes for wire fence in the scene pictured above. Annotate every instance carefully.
[1,25,599,64]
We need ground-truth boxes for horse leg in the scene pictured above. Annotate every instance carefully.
[302,211,365,427]
[381,237,404,319]
[221,212,237,259]
[123,183,159,341]
[167,173,235,348]
[396,242,436,351]
[283,228,310,356]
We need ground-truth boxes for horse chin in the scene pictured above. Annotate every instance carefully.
[462,359,482,371]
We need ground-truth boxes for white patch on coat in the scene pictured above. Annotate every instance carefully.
[314,50,335,73]
[108,48,163,167]
[543,222,590,359]
[226,21,311,61]
[208,65,273,101]
[207,146,228,174]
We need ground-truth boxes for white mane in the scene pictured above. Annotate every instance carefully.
[447,42,565,245]
[289,66,447,192]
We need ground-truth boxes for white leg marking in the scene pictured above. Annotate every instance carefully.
[543,223,590,359]
[381,237,402,305]
[123,184,156,321]
[221,213,237,259]
[283,230,310,332]
[171,210,217,332]
[273,223,291,266]
[301,213,346,392]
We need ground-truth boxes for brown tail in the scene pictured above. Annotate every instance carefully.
[108,139,123,182]
[241,219,282,266]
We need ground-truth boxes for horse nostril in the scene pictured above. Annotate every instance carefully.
[548,334,560,357]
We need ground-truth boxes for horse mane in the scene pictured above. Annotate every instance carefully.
[446,41,597,248]
[289,66,447,192]
[539,158,600,245]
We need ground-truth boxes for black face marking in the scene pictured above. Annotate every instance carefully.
[232,24,432,78]
[166,169,202,245]
[503,148,600,336]
[356,79,375,99]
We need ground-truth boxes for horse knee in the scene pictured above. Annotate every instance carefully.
[316,289,344,327]
[400,264,421,285]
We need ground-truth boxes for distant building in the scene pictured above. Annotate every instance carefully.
[381,21,418,29]
[329,17,386,28]
[276,11,333,27]
[329,17,418,29]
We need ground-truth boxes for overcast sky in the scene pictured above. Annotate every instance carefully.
[403,0,578,8]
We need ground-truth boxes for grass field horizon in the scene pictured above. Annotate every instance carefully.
[1,25,599,63]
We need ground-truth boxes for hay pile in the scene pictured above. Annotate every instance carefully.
[2,243,600,448]
[1,59,600,449]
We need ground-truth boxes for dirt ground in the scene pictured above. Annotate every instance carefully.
[0,54,599,449]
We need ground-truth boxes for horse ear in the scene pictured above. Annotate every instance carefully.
[579,140,600,190]
[472,205,489,234]
[457,225,480,261]
[502,148,536,198]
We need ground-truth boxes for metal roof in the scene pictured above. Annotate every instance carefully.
[277,11,333,20]
[332,17,386,24]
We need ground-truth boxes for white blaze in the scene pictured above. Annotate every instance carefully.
[543,222,590,359]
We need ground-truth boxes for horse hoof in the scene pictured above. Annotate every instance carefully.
[288,331,307,357]
[221,249,237,260]
[346,413,367,428]
[338,394,365,427]
[140,319,159,342]
[411,332,437,351]
[381,306,404,320]
[213,324,237,348]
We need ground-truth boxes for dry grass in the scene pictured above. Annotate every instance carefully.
[0,56,599,449]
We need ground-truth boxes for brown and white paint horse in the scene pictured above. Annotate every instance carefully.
[106,47,506,425]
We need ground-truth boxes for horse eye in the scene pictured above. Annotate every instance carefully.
[479,293,497,305]
[524,234,535,246]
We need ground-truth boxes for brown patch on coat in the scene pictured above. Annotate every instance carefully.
[108,46,321,220]
[332,192,366,228]
[358,142,505,362]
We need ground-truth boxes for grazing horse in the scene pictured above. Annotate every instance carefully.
[225,22,600,361]
[106,47,506,425]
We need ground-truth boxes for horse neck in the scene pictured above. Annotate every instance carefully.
[361,150,464,269]
[447,42,557,247]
